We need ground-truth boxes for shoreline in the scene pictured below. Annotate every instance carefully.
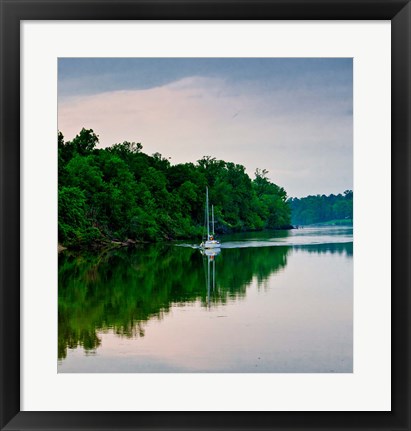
[58,225,295,253]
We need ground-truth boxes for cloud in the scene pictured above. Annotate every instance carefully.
[58,76,352,197]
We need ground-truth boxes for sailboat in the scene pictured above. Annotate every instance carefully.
[200,187,221,250]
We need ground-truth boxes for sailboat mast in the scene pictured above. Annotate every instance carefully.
[212,205,215,236]
[206,187,210,239]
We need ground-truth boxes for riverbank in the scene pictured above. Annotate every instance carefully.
[58,225,295,252]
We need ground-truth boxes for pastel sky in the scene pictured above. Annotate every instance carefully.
[58,58,353,198]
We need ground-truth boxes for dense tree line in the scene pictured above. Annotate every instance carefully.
[58,129,291,247]
[288,190,353,226]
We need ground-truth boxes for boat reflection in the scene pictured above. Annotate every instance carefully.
[200,248,221,308]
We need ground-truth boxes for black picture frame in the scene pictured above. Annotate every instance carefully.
[1,1,410,430]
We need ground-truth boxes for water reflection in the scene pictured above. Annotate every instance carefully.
[221,226,353,248]
[297,242,353,257]
[200,248,222,308]
[58,240,352,360]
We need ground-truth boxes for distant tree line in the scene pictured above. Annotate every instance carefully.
[288,190,353,226]
[58,128,291,247]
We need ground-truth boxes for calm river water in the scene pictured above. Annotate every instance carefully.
[58,226,353,373]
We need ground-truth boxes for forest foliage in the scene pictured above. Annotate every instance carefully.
[58,129,292,247]
[288,190,353,226]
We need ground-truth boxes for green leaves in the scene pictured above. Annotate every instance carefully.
[71,128,99,155]
[58,130,292,247]
[58,186,87,242]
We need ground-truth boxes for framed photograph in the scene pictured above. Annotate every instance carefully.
[1,1,410,430]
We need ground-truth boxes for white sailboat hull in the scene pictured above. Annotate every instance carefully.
[204,240,221,249]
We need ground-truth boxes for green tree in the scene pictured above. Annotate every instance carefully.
[58,129,293,248]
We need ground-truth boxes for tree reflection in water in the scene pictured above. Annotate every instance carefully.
[58,241,352,359]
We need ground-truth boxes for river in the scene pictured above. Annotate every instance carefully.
[58,226,353,373]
